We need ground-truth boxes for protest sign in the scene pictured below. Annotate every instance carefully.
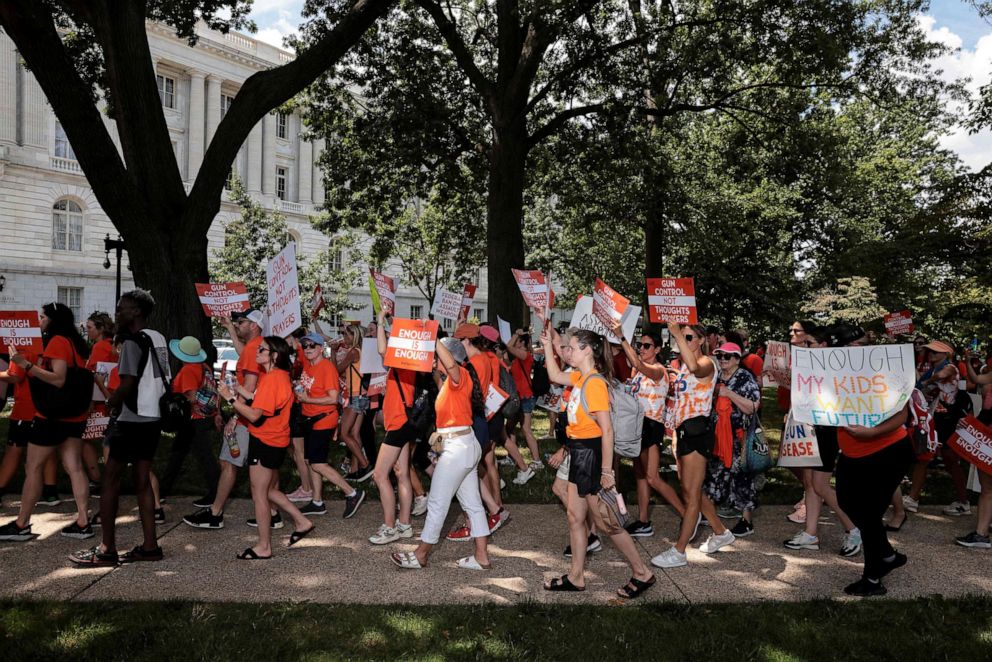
[384,319,439,372]
[369,269,396,315]
[537,389,563,412]
[777,412,822,467]
[592,278,632,330]
[0,311,43,353]
[82,411,110,441]
[431,288,463,321]
[359,337,386,374]
[790,344,915,427]
[194,282,251,317]
[460,284,477,320]
[91,361,116,402]
[763,340,791,387]
[485,383,509,420]
[497,316,512,344]
[512,269,554,311]
[948,415,992,477]
[266,243,301,337]
[645,278,698,325]
[570,296,640,344]
[310,283,324,319]
[367,372,387,397]
[883,310,914,337]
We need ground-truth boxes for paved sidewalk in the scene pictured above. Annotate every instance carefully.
[0,498,988,604]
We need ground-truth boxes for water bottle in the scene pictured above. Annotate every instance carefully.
[615,491,628,516]
[224,427,240,459]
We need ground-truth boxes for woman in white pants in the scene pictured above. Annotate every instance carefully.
[391,336,491,570]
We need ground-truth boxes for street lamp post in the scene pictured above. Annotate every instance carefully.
[103,233,126,304]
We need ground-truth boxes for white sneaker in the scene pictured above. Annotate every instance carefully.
[286,486,312,503]
[943,501,972,516]
[395,522,414,539]
[369,524,400,545]
[651,546,687,568]
[902,495,919,513]
[512,467,535,485]
[699,530,735,554]
[783,531,820,550]
[497,456,515,466]
[839,528,862,557]
[500,478,506,490]
[529,461,544,471]
[412,495,429,517]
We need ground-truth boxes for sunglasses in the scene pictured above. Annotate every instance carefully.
[714,353,737,360]
[789,328,804,334]
[257,346,271,355]
[301,343,320,350]
[684,334,695,342]
[635,342,655,349]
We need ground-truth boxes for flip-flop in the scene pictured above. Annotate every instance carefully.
[391,551,425,569]
[544,574,585,592]
[69,546,119,567]
[236,547,272,560]
[617,574,656,599]
[289,525,316,547]
[456,555,491,570]
[885,514,907,532]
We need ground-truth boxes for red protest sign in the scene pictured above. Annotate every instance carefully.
[883,310,914,337]
[195,282,250,317]
[82,411,110,441]
[646,277,698,324]
[512,269,553,311]
[310,283,324,318]
[948,415,992,476]
[0,311,43,353]
[592,278,630,329]
[370,269,396,315]
[460,284,477,320]
[384,318,439,372]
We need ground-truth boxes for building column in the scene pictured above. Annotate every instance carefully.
[312,138,325,204]
[187,70,205,181]
[205,75,222,145]
[247,120,263,193]
[261,112,276,196]
[299,138,313,203]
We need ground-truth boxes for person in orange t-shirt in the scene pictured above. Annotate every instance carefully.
[83,311,117,486]
[540,326,656,600]
[391,336,491,572]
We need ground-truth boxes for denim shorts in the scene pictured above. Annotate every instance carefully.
[348,395,370,413]
[520,396,536,414]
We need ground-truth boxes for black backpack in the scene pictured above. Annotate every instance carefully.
[28,339,93,419]
[134,331,190,433]
[464,363,487,419]
[393,369,435,440]
[498,362,521,419]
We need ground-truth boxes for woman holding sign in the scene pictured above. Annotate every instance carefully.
[335,324,373,483]
[539,328,656,599]
[956,355,992,549]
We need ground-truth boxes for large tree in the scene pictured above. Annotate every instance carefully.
[0,0,392,345]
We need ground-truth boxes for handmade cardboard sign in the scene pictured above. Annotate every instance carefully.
[384,319,439,372]
[195,282,251,317]
[646,278,697,325]
[948,415,992,477]
[0,311,43,353]
[570,296,640,344]
[883,310,914,337]
[790,344,915,427]
[763,340,791,387]
[266,243,302,337]
[777,412,822,467]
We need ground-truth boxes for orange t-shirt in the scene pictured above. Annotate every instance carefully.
[38,336,88,422]
[8,350,38,421]
[566,371,609,439]
[742,354,763,381]
[107,366,120,392]
[468,353,492,396]
[247,369,293,448]
[299,359,340,430]
[435,365,473,428]
[838,424,907,459]
[86,339,117,370]
[236,335,265,425]
[383,367,416,432]
[173,363,207,420]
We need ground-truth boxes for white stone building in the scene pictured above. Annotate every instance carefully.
[0,22,494,331]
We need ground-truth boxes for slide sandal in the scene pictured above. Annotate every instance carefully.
[289,525,316,546]
[236,547,272,560]
[544,575,585,592]
[617,575,656,599]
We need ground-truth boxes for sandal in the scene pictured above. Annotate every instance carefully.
[120,545,164,564]
[544,574,585,592]
[885,514,907,532]
[391,551,425,569]
[289,525,315,547]
[617,574,656,599]
[456,555,491,570]
[236,547,272,560]
[69,545,119,567]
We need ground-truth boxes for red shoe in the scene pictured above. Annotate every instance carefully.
[446,525,472,541]
[488,512,502,534]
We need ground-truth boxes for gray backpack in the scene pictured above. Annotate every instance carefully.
[579,373,644,458]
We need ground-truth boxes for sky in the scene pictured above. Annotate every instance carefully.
[248,0,992,171]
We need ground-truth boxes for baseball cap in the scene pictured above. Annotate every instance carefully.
[714,342,742,356]
[233,310,265,329]
[479,325,500,343]
[923,340,954,355]
[300,332,324,346]
[439,336,468,363]
[453,323,480,339]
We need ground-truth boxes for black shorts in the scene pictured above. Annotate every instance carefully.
[304,427,334,464]
[676,416,715,458]
[641,418,665,452]
[8,419,33,447]
[567,437,603,497]
[247,435,287,470]
[108,421,162,464]
[488,413,505,446]
[290,403,306,438]
[31,417,87,447]
[812,425,840,473]
[934,413,959,445]
[383,421,420,448]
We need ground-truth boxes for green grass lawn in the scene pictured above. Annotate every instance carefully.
[1,597,990,661]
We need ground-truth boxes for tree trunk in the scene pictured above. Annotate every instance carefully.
[486,120,529,329]
[645,213,665,278]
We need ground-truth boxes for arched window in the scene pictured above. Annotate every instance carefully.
[286,229,301,249]
[52,199,83,251]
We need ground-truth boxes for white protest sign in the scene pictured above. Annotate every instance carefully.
[92,361,116,402]
[431,288,463,321]
[763,340,791,387]
[791,344,915,427]
[485,383,508,420]
[777,412,822,467]
[359,337,386,374]
[266,243,302,337]
[497,317,512,344]
[537,389,563,412]
[569,295,640,344]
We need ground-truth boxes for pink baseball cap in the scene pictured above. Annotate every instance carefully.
[480,325,500,343]
[715,342,742,356]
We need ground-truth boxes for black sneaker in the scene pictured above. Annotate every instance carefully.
[247,513,284,529]
[730,518,754,538]
[844,577,887,597]
[191,496,215,509]
[877,551,908,578]
[343,490,366,519]
[624,520,654,538]
[0,521,34,542]
[61,521,95,540]
[300,501,327,516]
[154,508,166,524]
[183,509,224,529]
[88,481,101,498]
[956,532,992,549]
[346,465,374,483]
[564,533,603,558]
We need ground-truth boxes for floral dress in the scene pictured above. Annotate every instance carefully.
[703,367,762,512]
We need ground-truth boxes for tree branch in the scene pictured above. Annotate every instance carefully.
[527,103,606,148]
[414,0,493,100]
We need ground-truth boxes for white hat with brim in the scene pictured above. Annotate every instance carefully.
[169,336,207,363]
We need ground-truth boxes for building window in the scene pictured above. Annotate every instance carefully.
[52,199,83,252]
[286,229,301,248]
[57,286,83,320]
[410,305,423,319]
[443,318,453,330]
[473,307,484,320]
[276,166,288,201]
[329,247,342,273]
[156,74,175,109]
[220,94,234,118]
[276,112,288,139]
[54,121,76,160]
[327,312,342,328]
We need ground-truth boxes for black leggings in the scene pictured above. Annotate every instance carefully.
[836,438,914,581]
[360,411,377,463]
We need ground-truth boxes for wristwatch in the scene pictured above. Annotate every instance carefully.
[227,397,236,405]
